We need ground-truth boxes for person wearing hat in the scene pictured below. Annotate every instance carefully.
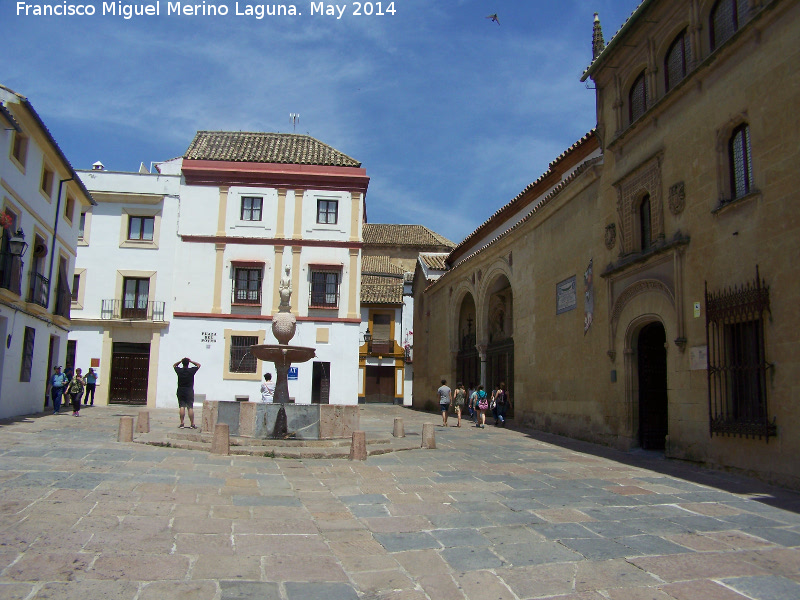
[50,366,68,414]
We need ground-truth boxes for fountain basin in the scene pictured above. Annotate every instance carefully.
[202,400,359,440]
[249,344,316,363]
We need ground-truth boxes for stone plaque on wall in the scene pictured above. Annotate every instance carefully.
[556,276,577,315]
[690,346,708,370]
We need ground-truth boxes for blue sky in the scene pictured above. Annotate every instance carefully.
[3,0,642,243]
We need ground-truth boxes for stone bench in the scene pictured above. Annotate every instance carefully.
[202,400,359,440]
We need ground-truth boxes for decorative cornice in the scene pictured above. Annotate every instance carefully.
[180,235,363,249]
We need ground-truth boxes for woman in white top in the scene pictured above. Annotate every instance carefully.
[260,373,275,402]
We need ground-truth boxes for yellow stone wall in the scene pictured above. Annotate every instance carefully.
[414,0,800,488]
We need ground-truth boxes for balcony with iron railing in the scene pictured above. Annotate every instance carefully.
[101,299,166,321]
[27,272,49,308]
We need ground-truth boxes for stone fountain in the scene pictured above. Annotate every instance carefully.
[201,266,359,441]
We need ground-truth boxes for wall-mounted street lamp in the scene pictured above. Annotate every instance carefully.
[361,328,372,345]
[7,229,28,257]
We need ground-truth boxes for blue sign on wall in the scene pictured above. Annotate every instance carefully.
[288,367,299,380]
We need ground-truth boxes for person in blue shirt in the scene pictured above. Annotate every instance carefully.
[50,366,68,414]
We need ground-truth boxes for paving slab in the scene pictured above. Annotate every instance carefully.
[0,404,799,600]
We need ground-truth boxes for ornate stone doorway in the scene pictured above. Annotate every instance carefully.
[637,322,668,450]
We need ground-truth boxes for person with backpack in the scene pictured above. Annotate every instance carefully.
[452,382,466,428]
[493,382,509,427]
[475,384,489,428]
[66,368,85,417]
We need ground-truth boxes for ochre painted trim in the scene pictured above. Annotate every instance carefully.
[350,191,361,242]
[272,246,284,314]
[292,189,304,240]
[291,247,302,316]
[180,235,362,249]
[212,243,225,313]
[223,328,266,381]
[217,186,229,236]
[348,249,359,320]
[276,188,287,238]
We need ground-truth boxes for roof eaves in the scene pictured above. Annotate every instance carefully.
[448,130,596,262]
[427,156,603,296]
[13,95,96,205]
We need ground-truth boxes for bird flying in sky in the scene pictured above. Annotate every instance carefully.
[486,13,500,25]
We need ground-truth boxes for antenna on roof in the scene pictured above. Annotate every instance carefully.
[290,113,300,132]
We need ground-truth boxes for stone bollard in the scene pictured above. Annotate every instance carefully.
[421,423,436,449]
[393,417,405,438]
[117,416,134,443]
[211,423,230,455]
[136,410,150,434]
[349,430,367,461]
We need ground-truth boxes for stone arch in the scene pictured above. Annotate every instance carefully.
[479,264,514,345]
[614,287,677,448]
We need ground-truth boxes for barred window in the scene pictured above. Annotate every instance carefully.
[705,268,774,439]
[317,200,338,224]
[20,326,35,383]
[230,335,258,373]
[711,0,749,50]
[232,268,262,305]
[241,197,262,221]
[629,71,648,123]
[729,124,753,199]
[639,194,652,251]
[665,30,691,92]
[310,270,340,308]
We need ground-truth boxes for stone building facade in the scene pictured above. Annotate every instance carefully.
[414,0,800,488]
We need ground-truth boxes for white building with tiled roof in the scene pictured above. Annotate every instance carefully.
[69,131,369,408]
[0,84,95,418]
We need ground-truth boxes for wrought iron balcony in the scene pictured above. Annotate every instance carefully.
[27,272,49,308]
[0,252,23,296]
[101,299,166,321]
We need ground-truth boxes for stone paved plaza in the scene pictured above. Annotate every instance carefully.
[1,405,800,600]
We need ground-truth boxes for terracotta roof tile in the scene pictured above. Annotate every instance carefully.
[420,253,448,271]
[184,131,361,167]
[363,224,454,248]
[362,255,405,276]
[361,275,403,304]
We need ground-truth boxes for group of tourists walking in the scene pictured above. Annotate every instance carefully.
[437,379,511,429]
[50,365,97,416]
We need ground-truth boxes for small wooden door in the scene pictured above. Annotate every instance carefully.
[364,366,395,403]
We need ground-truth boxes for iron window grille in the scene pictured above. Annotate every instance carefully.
[128,216,154,241]
[230,335,258,373]
[629,71,648,123]
[317,200,338,224]
[711,0,748,51]
[241,197,263,221]
[28,272,49,308]
[309,270,340,308]
[729,124,753,200]
[705,267,775,440]
[665,30,691,92]
[232,268,262,305]
[20,326,35,383]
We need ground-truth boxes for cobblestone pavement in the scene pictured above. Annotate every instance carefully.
[1,405,800,600]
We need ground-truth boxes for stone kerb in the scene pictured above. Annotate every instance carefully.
[205,400,359,440]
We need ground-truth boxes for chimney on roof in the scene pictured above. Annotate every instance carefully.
[92,161,105,171]
[592,13,605,60]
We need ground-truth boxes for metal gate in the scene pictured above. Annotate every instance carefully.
[109,343,150,405]
[638,323,668,450]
